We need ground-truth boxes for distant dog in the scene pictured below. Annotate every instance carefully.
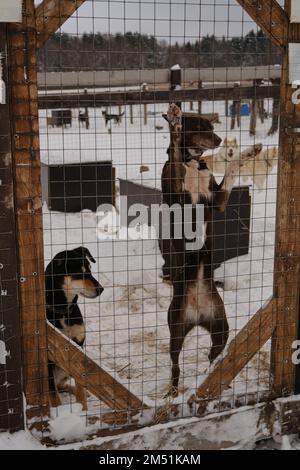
[78,109,90,129]
[102,110,124,126]
[46,116,54,128]
[45,246,104,409]
[204,137,278,190]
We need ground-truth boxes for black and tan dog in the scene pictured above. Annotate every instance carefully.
[102,110,124,126]
[45,246,104,409]
[162,104,262,396]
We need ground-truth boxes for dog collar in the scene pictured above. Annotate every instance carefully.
[166,147,208,170]
[183,150,208,171]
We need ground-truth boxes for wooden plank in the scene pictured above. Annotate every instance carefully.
[7,0,49,421]
[80,401,280,450]
[236,0,287,48]
[36,0,87,48]
[193,299,276,410]
[38,85,280,109]
[271,1,300,397]
[37,66,282,90]
[0,24,24,432]
[47,323,144,412]
[280,398,300,435]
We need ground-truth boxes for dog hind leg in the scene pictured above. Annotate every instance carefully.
[200,292,229,363]
[167,302,194,397]
[48,362,62,407]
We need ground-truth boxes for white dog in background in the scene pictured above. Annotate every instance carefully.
[204,138,278,190]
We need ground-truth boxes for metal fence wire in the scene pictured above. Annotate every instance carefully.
[1,0,300,444]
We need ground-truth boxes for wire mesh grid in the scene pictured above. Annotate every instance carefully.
[1,0,291,441]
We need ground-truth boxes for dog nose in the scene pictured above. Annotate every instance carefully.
[97,285,104,296]
[215,135,222,146]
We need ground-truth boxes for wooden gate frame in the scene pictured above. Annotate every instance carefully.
[4,0,300,434]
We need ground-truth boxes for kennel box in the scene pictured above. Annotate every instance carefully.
[119,179,251,270]
[0,1,22,22]
[41,161,115,212]
[51,109,72,127]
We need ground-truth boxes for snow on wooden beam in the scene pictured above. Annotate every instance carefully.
[236,0,288,48]
[291,0,300,23]
[289,43,300,84]
[36,0,87,48]
[192,299,276,412]
[0,0,22,22]
[47,322,145,412]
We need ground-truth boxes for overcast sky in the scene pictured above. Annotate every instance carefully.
[36,0,285,42]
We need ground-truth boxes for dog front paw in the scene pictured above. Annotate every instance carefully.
[166,103,182,128]
[164,385,179,399]
[240,143,263,161]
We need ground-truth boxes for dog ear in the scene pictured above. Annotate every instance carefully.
[207,115,219,124]
[74,246,96,263]
[84,247,96,263]
[253,143,263,156]
[50,251,68,273]
[223,137,228,145]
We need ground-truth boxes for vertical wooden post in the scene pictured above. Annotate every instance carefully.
[198,80,202,114]
[231,83,241,130]
[268,78,281,136]
[7,0,49,426]
[170,64,182,109]
[142,83,148,125]
[130,104,133,124]
[249,98,258,136]
[0,24,24,432]
[271,0,300,397]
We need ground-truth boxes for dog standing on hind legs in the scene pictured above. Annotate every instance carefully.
[45,246,104,409]
[162,104,262,397]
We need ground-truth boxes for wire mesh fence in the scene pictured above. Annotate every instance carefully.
[1,0,300,444]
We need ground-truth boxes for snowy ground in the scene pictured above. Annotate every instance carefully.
[38,98,278,439]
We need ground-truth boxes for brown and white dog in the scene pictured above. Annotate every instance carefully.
[45,246,104,409]
[204,138,277,190]
[161,104,262,396]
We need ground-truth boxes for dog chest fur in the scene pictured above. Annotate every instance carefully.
[183,160,212,205]
[184,265,215,324]
[59,319,85,344]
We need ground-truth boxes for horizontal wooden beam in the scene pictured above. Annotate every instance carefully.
[193,299,276,413]
[37,85,280,109]
[47,322,144,412]
[236,0,288,48]
[36,0,86,49]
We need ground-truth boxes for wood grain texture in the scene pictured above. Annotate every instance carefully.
[271,0,300,397]
[38,85,280,109]
[236,0,288,48]
[36,0,87,48]
[47,323,144,412]
[7,1,49,420]
[0,24,24,432]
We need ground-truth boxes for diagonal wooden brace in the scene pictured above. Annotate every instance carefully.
[236,0,288,48]
[47,322,144,412]
[192,299,276,411]
[36,0,87,48]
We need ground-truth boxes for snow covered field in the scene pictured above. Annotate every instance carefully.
[39,99,278,432]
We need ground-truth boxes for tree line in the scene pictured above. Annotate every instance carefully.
[38,30,281,72]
